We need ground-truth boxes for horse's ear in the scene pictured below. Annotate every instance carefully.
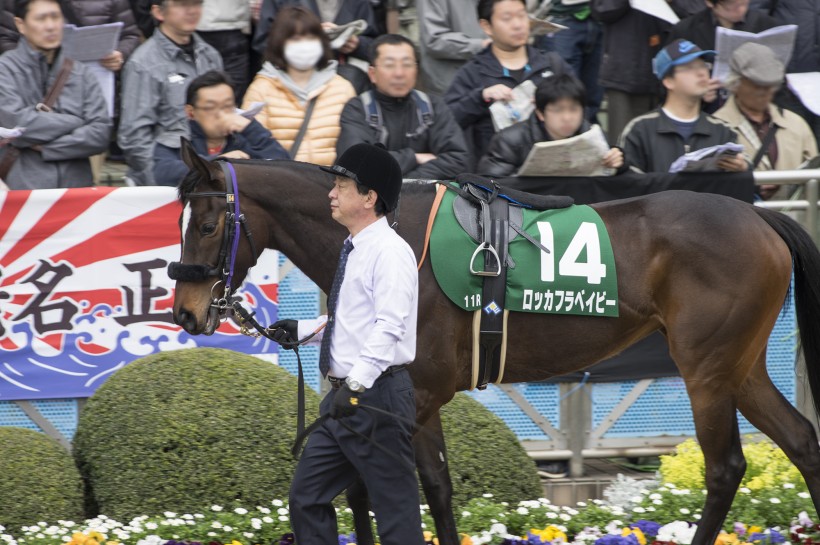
[180,136,221,190]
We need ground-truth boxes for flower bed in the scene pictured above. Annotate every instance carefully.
[0,495,815,545]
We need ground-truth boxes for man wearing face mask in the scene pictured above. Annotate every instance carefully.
[118,0,223,186]
[242,6,355,166]
[336,34,469,180]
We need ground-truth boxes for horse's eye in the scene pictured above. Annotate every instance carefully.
[200,223,217,236]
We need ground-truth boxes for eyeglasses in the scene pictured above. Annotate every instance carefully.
[675,61,712,73]
[373,62,418,71]
[193,103,236,115]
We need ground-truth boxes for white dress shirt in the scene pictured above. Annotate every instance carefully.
[297,216,419,388]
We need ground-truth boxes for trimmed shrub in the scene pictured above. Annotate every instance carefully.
[73,348,320,520]
[439,393,542,510]
[0,427,83,531]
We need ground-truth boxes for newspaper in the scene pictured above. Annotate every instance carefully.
[713,25,797,82]
[529,15,568,36]
[237,102,265,119]
[325,19,368,49]
[786,72,820,116]
[629,0,679,24]
[62,22,124,119]
[62,22,123,62]
[489,80,536,132]
[516,124,615,177]
[0,127,24,140]
[668,142,744,173]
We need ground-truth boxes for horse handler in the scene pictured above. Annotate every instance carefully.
[271,143,425,545]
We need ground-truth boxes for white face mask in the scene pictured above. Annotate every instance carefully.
[284,39,324,71]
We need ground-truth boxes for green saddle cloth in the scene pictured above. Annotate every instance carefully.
[430,186,619,317]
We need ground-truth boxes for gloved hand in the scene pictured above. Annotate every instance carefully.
[271,319,298,349]
[331,384,360,419]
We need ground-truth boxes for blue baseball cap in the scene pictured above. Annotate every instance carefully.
[653,39,715,80]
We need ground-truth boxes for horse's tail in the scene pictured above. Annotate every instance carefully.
[754,206,820,417]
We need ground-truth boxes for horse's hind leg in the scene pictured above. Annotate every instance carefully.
[737,360,820,516]
[414,410,460,545]
[346,478,375,545]
[685,384,746,545]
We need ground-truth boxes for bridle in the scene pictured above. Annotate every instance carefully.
[167,161,260,320]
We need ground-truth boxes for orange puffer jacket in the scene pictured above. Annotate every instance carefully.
[242,72,356,166]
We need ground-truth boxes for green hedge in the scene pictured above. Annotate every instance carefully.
[440,393,542,510]
[73,348,321,520]
[75,347,540,519]
[0,427,84,531]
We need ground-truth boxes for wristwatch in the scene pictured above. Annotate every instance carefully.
[345,377,366,392]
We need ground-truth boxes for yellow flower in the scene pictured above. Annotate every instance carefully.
[460,534,473,545]
[748,527,762,535]
[424,531,433,541]
[530,526,568,543]
[88,532,105,542]
[716,532,740,545]
[620,528,646,545]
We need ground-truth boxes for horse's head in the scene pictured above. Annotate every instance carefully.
[170,139,260,335]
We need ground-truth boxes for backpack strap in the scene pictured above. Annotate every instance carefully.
[360,91,389,146]
[406,89,435,139]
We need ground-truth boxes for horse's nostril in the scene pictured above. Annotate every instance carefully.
[175,308,197,332]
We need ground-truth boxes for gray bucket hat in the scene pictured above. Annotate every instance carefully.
[729,43,785,86]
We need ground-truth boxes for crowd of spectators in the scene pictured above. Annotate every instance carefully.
[0,0,817,192]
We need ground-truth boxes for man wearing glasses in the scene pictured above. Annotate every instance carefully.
[336,33,469,180]
[118,0,223,186]
[152,70,289,186]
[618,39,748,173]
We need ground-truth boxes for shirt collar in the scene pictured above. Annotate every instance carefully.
[349,216,390,248]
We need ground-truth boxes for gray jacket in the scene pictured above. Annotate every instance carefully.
[118,30,223,185]
[418,0,486,96]
[0,38,111,189]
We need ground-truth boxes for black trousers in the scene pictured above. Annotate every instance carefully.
[197,29,251,101]
[289,367,424,545]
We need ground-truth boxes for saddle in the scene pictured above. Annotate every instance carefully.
[447,174,573,389]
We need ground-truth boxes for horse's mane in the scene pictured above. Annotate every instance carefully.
[176,159,329,204]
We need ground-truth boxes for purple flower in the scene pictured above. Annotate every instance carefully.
[631,521,662,539]
[749,530,786,544]
[278,533,296,545]
[338,533,357,545]
[595,534,640,545]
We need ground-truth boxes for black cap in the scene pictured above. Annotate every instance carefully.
[321,143,402,212]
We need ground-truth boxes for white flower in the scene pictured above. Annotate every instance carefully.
[277,508,289,516]
[145,523,158,531]
[463,511,472,517]
[649,493,662,500]
[770,498,782,504]
[243,533,254,539]
[211,522,223,529]
[559,514,571,522]
[259,507,271,514]
[262,517,274,524]
[489,523,508,535]
[784,483,796,489]
[234,508,248,515]
[799,492,811,499]
[211,505,223,512]
[207,533,217,538]
[680,508,691,514]
[223,526,233,532]
[516,507,528,515]
[279,516,289,522]
[653,499,663,505]
[633,507,646,513]
[751,499,761,504]
[739,487,751,494]
[483,493,494,498]
[163,512,177,519]
[251,519,262,530]
[272,499,284,507]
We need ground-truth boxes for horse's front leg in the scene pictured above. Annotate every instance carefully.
[415,410,460,545]
[345,478,375,545]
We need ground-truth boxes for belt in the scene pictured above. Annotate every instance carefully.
[327,364,409,389]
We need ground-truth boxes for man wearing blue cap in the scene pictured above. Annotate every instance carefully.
[618,39,748,173]
[270,143,425,545]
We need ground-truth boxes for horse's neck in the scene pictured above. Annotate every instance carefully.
[250,165,343,293]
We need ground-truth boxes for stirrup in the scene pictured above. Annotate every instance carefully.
[470,242,501,277]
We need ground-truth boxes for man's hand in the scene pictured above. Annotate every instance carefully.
[602,147,624,169]
[415,153,436,165]
[271,319,298,348]
[703,78,721,103]
[716,153,748,172]
[219,150,250,160]
[217,111,252,135]
[482,84,513,103]
[100,50,125,72]
[339,34,359,54]
[331,384,360,419]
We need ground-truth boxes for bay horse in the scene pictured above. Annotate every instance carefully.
[171,140,820,545]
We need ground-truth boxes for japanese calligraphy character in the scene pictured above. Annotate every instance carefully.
[115,259,174,326]
[15,260,79,335]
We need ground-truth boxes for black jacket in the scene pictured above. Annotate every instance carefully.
[751,0,820,72]
[618,108,739,173]
[337,89,470,180]
[1,0,141,56]
[444,45,571,165]
[667,7,778,51]
[152,118,290,186]
[252,0,377,61]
